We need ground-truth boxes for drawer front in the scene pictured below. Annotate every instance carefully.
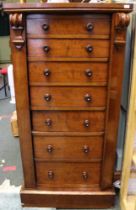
[30,87,107,108]
[27,15,110,37]
[33,136,103,161]
[29,62,108,84]
[35,162,101,187]
[28,39,109,58]
[32,111,105,132]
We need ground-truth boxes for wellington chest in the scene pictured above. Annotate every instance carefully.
[4,2,133,208]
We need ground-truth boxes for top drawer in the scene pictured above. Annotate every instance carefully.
[27,15,110,38]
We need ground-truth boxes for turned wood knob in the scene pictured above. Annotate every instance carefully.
[86,45,93,53]
[82,171,88,180]
[84,94,92,102]
[47,145,53,153]
[45,119,52,127]
[86,23,94,32]
[44,94,52,102]
[85,69,93,78]
[43,69,51,77]
[83,119,90,128]
[83,145,90,153]
[42,23,49,31]
[43,46,50,53]
[48,171,54,179]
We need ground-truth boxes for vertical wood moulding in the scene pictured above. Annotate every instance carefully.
[101,12,130,189]
[10,13,36,188]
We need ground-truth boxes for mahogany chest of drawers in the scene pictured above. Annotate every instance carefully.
[4,2,133,208]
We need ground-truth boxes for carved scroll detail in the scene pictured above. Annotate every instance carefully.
[115,13,130,29]
[10,13,25,50]
[114,13,130,48]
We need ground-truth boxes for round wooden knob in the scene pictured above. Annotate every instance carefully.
[44,94,52,102]
[86,23,94,32]
[42,23,49,31]
[47,145,53,153]
[83,145,90,153]
[82,171,88,180]
[43,46,50,53]
[83,119,90,128]
[43,69,51,77]
[85,69,93,78]
[84,94,92,102]
[45,119,52,127]
[48,171,54,179]
[86,45,93,53]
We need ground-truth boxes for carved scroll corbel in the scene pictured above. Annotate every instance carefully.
[10,13,25,50]
[114,13,130,49]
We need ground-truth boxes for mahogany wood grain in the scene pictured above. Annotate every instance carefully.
[101,12,129,189]
[28,39,110,58]
[9,15,36,188]
[35,162,101,188]
[27,15,110,38]
[21,188,115,208]
[33,136,103,161]
[32,110,105,132]
[4,2,133,208]
[3,3,133,13]
[30,86,107,108]
[29,62,108,84]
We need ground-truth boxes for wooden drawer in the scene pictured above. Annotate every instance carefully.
[30,86,107,108]
[29,62,108,84]
[27,15,110,38]
[35,162,101,188]
[32,111,105,132]
[28,39,109,58]
[33,136,103,161]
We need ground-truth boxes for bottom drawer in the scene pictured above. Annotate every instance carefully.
[35,162,101,188]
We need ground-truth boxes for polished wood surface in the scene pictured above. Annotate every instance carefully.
[4,2,133,208]
[27,14,110,38]
[33,135,103,161]
[32,110,105,132]
[28,39,110,58]
[30,86,107,108]
[29,62,108,84]
[35,162,101,188]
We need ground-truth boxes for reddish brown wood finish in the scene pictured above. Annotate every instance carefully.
[21,189,115,208]
[30,86,107,108]
[29,62,108,84]
[9,13,35,188]
[27,14,110,38]
[28,39,110,58]
[35,162,101,188]
[4,2,133,208]
[101,12,130,189]
[32,110,105,132]
[33,135,103,161]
